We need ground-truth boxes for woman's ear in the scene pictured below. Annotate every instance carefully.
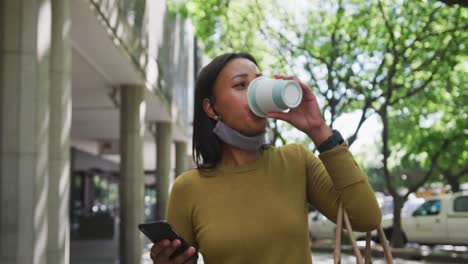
[203,98,219,121]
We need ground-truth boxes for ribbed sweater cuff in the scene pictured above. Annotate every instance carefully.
[318,142,367,189]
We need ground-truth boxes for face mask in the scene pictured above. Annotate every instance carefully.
[213,120,267,151]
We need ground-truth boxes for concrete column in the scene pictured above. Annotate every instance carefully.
[155,122,172,220]
[175,141,188,177]
[119,85,145,264]
[48,0,71,263]
[83,174,94,217]
[1,1,51,264]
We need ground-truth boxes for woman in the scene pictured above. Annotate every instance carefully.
[150,52,381,263]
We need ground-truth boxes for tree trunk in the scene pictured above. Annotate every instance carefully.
[390,196,407,248]
[443,172,460,192]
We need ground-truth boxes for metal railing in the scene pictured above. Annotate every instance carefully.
[90,0,149,75]
[88,0,193,126]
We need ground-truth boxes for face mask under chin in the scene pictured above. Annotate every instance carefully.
[213,120,267,151]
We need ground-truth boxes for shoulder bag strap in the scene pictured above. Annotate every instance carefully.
[333,202,393,264]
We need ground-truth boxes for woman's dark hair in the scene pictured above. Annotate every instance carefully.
[193,52,258,171]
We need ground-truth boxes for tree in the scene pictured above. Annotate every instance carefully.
[389,55,468,191]
[374,0,467,247]
[170,0,467,248]
[433,62,468,192]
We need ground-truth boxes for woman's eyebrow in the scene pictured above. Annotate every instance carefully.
[231,73,248,80]
[230,72,263,80]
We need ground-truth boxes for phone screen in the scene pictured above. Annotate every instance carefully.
[138,221,196,260]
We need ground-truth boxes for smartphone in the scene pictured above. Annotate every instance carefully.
[138,221,197,260]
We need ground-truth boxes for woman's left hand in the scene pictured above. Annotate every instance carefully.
[267,75,332,146]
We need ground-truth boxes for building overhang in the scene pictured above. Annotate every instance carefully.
[70,0,190,170]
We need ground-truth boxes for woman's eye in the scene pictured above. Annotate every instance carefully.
[234,82,246,89]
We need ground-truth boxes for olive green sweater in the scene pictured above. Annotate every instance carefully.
[167,143,381,264]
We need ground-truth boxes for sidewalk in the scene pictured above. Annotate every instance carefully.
[71,239,118,264]
[71,237,468,263]
[71,239,204,264]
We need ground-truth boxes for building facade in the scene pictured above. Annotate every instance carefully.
[0,0,199,263]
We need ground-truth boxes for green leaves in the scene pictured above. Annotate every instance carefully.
[168,0,230,46]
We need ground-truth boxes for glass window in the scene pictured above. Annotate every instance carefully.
[144,187,157,222]
[413,200,441,216]
[454,196,468,212]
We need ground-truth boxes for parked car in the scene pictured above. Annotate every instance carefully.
[307,211,336,240]
[307,196,424,241]
[378,197,425,244]
[401,192,468,246]
[308,210,384,241]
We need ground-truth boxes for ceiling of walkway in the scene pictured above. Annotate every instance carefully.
[70,0,188,170]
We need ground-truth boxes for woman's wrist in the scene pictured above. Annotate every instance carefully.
[307,123,333,147]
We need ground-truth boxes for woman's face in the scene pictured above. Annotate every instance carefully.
[210,58,267,136]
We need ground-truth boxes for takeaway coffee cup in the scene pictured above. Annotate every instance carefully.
[247,77,303,117]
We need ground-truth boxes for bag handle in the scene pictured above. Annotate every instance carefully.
[333,203,393,264]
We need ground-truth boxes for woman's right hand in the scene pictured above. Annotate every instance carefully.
[150,239,197,264]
